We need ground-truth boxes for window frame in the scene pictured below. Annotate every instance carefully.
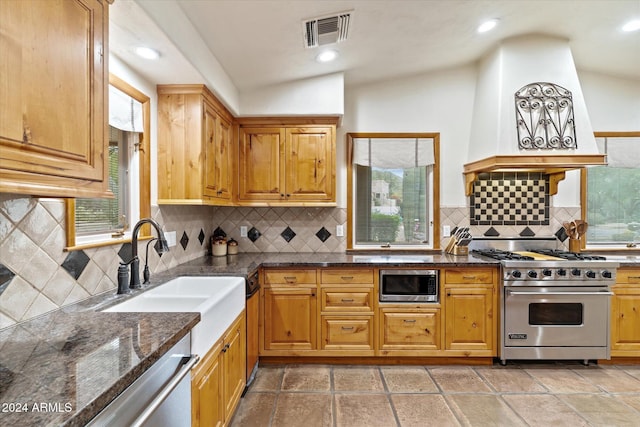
[65,74,151,250]
[580,131,640,252]
[346,132,440,251]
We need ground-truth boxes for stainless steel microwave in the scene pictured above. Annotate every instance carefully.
[379,269,439,302]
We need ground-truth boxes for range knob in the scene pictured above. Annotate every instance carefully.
[602,270,612,279]
[511,270,522,278]
[557,268,567,277]
[572,268,581,277]
[527,270,538,279]
[586,270,596,279]
[542,269,553,277]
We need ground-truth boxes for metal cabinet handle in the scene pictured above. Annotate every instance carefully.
[403,319,417,323]
[283,276,297,282]
[341,298,354,303]
[462,276,477,280]
[341,326,354,330]
[130,354,199,427]
[340,276,354,280]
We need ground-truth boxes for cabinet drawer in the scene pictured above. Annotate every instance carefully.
[321,288,373,312]
[264,269,316,286]
[616,269,640,284]
[444,268,495,285]
[380,310,440,349]
[321,316,374,350]
[321,269,374,285]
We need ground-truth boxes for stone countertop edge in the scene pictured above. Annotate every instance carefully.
[2,251,637,426]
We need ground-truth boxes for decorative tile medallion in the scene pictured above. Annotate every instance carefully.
[470,172,549,226]
[198,229,205,245]
[519,226,536,237]
[0,264,16,296]
[281,226,296,242]
[247,227,261,242]
[61,250,90,280]
[483,226,500,237]
[118,243,133,263]
[555,227,569,242]
[316,227,331,242]
[180,231,189,250]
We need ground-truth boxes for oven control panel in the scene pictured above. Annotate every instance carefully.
[503,264,617,283]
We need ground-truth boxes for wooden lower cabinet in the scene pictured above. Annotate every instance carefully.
[192,312,246,427]
[379,308,441,355]
[262,287,317,353]
[444,286,495,355]
[611,268,640,357]
[320,315,374,353]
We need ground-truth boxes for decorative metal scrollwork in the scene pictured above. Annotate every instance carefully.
[515,82,577,150]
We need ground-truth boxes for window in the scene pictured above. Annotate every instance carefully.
[347,133,440,250]
[65,75,151,249]
[582,132,640,249]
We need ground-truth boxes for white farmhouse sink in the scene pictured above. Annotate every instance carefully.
[103,276,245,357]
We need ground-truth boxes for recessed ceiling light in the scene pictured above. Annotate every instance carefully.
[316,49,339,63]
[134,46,160,60]
[622,19,640,32]
[477,19,499,33]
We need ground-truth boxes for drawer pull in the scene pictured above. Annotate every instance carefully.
[628,276,640,279]
[462,276,477,280]
[341,326,355,330]
[341,298,355,303]
[283,276,297,282]
[403,319,417,323]
[340,276,354,280]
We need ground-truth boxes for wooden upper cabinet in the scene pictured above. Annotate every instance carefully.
[237,119,337,206]
[157,85,234,205]
[238,127,285,202]
[0,0,110,198]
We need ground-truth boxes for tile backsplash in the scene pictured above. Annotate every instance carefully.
[0,196,347,328]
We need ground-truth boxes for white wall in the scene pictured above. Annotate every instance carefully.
[341,65,478,207]
[239,73,344,116]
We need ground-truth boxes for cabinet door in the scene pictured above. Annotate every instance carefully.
[0,0,108,196]
[285,127,334,202]
[263,287,317,351]
[203,102,218,198]
[238,127,285,201]
[191,342,224,427]
[444,286,494,352]
[321,316,374,351]
[611,286,640,354]
[214,115,233,201]
[223,314,245,421]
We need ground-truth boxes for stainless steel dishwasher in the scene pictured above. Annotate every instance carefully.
[87,333,198,427]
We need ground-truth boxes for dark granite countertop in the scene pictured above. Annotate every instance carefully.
[0,306,199,426]
[2,250,637,426]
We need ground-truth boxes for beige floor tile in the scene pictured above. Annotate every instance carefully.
[618,395,640,413]
[502,394,588,426]
[271,393,333,427]
[281,365,331,391]
[620,366,640,381]
[475,367,546,393]
[230,392,276,427]
[333,366,384,392]
[447,394,526,427]
[391,394,461,427]
[335,394,396,427]
[381,366,439,393]
[524,368,601,393]
[571,366,640,392]
[252,366,284,391]
[560,394,640,426]
[429,367,492,393]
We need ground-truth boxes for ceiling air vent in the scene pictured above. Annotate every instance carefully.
[303,12,351,48]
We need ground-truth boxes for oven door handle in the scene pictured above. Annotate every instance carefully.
[507,290,614,296]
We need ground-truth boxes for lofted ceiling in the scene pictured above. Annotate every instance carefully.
[110,0,640,94]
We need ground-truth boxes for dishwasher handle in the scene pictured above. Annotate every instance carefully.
[130,354,199,427]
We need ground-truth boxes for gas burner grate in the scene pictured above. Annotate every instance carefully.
[532,249,607,261]
[471,249,535,261]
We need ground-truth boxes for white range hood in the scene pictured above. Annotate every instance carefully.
[464,35,606,195]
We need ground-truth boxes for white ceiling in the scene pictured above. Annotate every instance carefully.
[110,0,640,94]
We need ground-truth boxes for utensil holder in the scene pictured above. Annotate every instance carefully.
[568,238,580,253]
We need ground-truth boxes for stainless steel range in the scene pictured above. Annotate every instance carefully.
[471,238,619,364]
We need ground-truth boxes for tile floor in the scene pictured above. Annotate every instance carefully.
[230,362,640,427]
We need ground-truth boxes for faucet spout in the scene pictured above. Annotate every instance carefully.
[129,218,169,289]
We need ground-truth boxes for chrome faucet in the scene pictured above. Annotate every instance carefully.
[118,218,169,294]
